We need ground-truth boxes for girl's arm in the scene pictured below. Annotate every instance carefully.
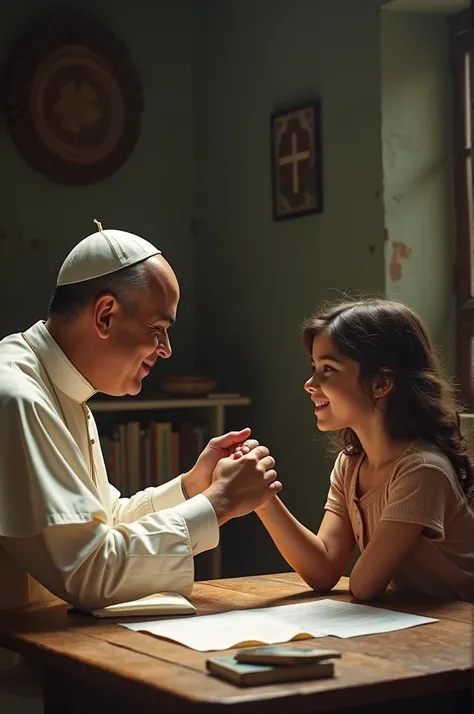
[349,521,423,601]
[350,466,450,600]
[256,497,356,591]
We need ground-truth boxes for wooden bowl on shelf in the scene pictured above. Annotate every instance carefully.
[160,376,217,397]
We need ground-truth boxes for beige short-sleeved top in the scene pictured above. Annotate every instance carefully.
[325,441,474,601]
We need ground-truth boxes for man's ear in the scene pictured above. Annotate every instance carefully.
[93,294,117,339]
[372,368,394,400]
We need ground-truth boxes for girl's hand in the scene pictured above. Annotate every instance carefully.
[229,438,259,460]
[182,430,260,497]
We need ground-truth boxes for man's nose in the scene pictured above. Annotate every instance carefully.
[157,334,172,359]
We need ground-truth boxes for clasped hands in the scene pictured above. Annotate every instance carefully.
[181,428,281,525]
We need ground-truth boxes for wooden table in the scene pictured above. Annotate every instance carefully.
[0,573,471,714]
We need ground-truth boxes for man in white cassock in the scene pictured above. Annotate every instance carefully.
[0,226,281,621]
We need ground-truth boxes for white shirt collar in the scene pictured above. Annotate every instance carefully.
[23,321,97,404]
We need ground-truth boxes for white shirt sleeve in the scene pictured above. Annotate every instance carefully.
[0,388,219,611]
[108,477,219,556]
[109,474,193,523]
[0,497,219,611]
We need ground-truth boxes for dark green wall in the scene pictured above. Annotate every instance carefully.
[194,0,386,575]
[382,11,455,373]
[0,0,197,381]
[2,1,453,579]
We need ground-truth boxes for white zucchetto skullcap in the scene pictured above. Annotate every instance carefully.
[56,225,161,287]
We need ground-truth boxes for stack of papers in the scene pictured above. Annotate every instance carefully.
[121,598,437,651]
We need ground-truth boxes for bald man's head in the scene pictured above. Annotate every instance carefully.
[142,254,180,316]
[47,253,180,396]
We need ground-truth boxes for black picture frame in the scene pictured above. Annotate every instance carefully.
[271,100,323,221]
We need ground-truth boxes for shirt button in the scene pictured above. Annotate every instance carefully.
[90,439,95,445]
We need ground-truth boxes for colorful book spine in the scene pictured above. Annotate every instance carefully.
[99,420,209,496]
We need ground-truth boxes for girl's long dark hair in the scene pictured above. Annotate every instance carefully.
[302,299,473,499]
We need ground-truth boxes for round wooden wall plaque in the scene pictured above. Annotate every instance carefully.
[2,14,144,184]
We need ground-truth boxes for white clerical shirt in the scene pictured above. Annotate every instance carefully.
[0,321,219,612]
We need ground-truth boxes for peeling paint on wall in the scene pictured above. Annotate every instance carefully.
[389,241,411,281]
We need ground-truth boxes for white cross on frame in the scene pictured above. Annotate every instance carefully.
[278,132,311,194]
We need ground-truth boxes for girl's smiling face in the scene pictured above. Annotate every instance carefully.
[304,331,378,432]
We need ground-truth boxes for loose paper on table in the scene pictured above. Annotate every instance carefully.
[121,598,438,651]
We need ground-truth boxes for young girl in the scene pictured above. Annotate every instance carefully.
[256,299,474,601]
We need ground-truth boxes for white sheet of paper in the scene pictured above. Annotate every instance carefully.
[121,598,438,651]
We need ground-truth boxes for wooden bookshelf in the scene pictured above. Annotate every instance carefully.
[91,396,250,436]
[91,395,251,579]
[91,397,251,409]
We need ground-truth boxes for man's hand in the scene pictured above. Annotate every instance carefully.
[181,428,258,498]
[203,446,282,524]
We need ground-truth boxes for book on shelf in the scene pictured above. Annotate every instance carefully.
[99,420,209,496]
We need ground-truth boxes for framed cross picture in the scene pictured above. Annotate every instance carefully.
[271,100,323,221]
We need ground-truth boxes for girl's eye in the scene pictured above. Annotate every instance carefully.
[323,364,334,373]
